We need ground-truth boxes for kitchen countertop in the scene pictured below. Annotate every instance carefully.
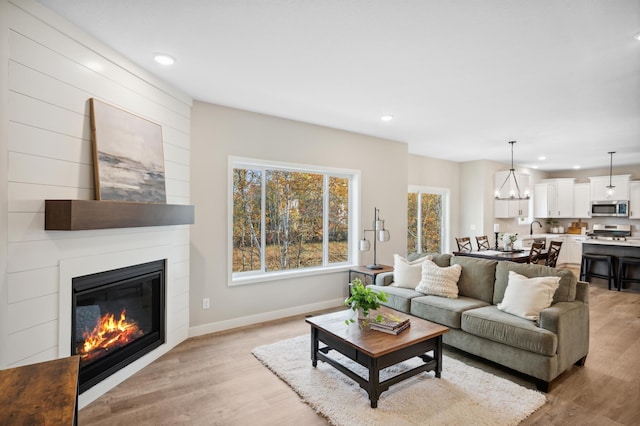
[582,239,640,247]
[519,234,640,248]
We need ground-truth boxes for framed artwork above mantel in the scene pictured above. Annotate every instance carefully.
[90,98,167,203]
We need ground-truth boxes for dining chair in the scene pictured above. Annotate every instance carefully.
[475,235,490,251]
[456,237,472,253]
[527,242,545,264]
[533,238,546,249]
[545,241,562,268]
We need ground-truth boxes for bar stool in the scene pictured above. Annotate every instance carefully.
[580,253,617,290]
[617,256,640,292]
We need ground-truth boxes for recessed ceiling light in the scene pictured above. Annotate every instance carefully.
[573,165,581,169]
[380,115,394,122]
[537,156,547,161]
[153,53,175,66]
[634,32,640,41]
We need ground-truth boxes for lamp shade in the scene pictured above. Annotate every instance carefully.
[359,239,370,251]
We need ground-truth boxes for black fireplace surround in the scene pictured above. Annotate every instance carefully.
[72,260,166,393]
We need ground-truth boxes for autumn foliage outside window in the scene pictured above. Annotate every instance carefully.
[232,163,351,278]
[408,192,442,254]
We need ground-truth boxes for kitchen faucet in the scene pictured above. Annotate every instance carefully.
[530,220,542,235]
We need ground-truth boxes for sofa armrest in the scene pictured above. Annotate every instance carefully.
[575,281,589,304]
[375,272,394,286]
[539,299,589,373]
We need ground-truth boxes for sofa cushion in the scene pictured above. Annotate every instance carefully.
[493,261,577,305]
[462,306,558,356]
[392,254,431,289]
[451,256,497,304]
[415,259,462,298]
[407,252,452,267]
[497,271,561,321]
[411,295,490,329]
[369,285,421,313]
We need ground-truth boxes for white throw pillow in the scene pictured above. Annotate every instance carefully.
[415,259,462,298]
[497,271,561,321]
[392,254,432,288]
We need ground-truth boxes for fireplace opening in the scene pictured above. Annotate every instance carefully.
[72,260,165,393]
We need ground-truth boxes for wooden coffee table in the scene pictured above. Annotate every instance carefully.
[306,306,449,408]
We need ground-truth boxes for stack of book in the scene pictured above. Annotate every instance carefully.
[370,312,411,335]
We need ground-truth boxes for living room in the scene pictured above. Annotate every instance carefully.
[1,0,639,424]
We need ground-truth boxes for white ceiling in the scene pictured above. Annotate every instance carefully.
[36,0,640,171]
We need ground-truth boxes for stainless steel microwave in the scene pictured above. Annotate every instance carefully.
[590,200,629,217]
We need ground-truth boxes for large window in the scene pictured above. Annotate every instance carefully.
[407,186,449,254]
[231,158,355,284]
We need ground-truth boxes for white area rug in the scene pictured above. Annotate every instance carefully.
[252,335,546,426]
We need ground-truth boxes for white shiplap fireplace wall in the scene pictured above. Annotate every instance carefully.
[2,0,192,407]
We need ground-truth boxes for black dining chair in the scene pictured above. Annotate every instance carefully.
[475,235,490,251]
[533,238,546,249]
[456,237,472,253]
[545,241,562,268]
[527,242,545,264]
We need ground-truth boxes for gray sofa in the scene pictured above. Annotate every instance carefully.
[370,253,589,391]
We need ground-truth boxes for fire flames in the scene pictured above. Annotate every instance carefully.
[79,309,143,364]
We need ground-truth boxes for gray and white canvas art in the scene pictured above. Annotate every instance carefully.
[90,99,167,203]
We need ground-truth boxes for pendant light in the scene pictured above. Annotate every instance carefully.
[606,151,616,198]
[495,141,529,200]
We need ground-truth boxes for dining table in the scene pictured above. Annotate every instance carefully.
[452,248,548,263]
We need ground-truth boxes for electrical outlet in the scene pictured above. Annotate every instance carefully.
[202,298,210,309]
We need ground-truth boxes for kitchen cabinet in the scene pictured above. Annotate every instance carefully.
[534,178,575,218]
[589,174,631,201]
[494,171,530,218]
[556,235,585,266]
[495,199,529,218]
[630,181,640,219]
[573,183,591,219]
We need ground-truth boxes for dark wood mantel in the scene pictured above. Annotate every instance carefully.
[45,200,195,230]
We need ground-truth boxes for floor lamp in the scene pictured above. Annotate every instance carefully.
[360,207,390,270]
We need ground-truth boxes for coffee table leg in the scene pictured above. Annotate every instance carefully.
[368,357,380,408]
[435,335,442,378]
[311,327,318,367]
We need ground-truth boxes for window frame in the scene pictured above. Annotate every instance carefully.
[228,156,360,286]
[407,185,451,254]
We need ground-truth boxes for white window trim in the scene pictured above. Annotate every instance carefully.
[228,156,361,286]
[408,185,450,254]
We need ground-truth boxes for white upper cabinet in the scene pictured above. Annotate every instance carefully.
[573,183,591,219]
[630,181,640,219]
[534,178,575,218]
[494,171,530,218]
[589,174,631,201]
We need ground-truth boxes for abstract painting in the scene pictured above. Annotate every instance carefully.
[90,98,167,203]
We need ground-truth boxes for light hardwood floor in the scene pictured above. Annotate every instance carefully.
[79,276,640,425]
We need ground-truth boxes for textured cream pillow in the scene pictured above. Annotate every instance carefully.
[415,259,462,298]
[497,271,561,321]
[393,254,432,288]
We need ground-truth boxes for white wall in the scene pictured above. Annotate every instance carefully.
[189,102,407,333]
[1,0,192,405]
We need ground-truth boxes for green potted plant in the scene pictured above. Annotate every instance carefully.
[344,278,388,325]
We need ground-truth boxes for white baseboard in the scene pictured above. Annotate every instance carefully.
[188,298,344,337]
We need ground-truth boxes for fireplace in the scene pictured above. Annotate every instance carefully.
[72,260,166,393]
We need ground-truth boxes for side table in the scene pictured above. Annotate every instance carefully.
[0,355,80,425]
[348,265,394,286]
